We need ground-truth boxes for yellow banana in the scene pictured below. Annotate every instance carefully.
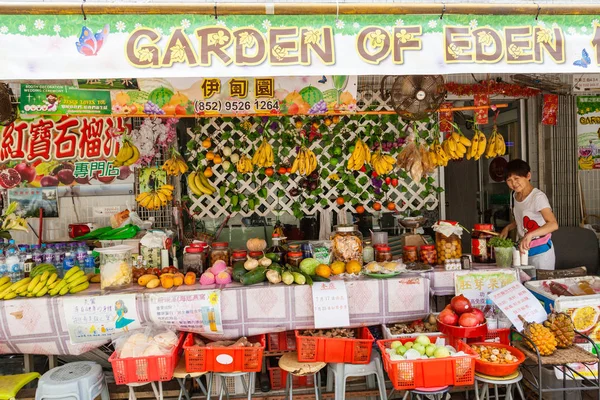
[3,291,17,300]
[124,144,140,166]
[187,172,204,196]
[69,281,90,294]
[36,287,49,297]
[68,275,89,289]
[116,143,133,163]
[31,280,46,295]
[194,173,213,195]
[67,270,85,283]
[39,271,50,283]
[27,275,41,292]
[0,276,10,287]
[477,131,487,159]
[197,173,216,194]
[460,136,472,147]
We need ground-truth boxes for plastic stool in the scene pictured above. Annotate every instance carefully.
[326,352,387,400]
[279,352,325,400]
[127,382,163,400]
[0,372,40,400]
[172,358,208,400]
[206,371,255,400]
[475,372,525,400]
[401,386,452,400]
[35,361,109,400]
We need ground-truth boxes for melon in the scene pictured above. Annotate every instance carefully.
[115,91,131,106]
[299,86,324,106]
[323,89,339,104]
[284,91,303,105]
[148,87,174,108]
[129,90,150,104]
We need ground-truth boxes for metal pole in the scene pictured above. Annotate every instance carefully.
[520,99,527,161]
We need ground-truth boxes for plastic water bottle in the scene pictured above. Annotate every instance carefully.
[0,250,7,278]
[63,252,75,276]
[6,244,22,281]
[18,244,28,275]
[54,244,65,269]
[75,242,87,267]
[84,251,95,274]
[31,244,43,265]
[43,243,55,265]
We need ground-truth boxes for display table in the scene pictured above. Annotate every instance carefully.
[0,276,430,356]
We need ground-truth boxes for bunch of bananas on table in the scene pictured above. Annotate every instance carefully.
[442,131,472,160]
[252,139,274,168]
[236,155,254,174]
[113,140,140,167]
[428,143,449,167]
[370,151,396,175]
[485,127,507,158]
[187,170,216,196]
[136,184,174,210]
[467,130,488,161]
[290,146,318,176]
[0,267,91,300]
[579,156,595,170]
[347,138,371,171]
[162,151,189,176]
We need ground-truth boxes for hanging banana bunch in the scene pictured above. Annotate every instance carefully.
[251,138,274,168]
[428,142,449,167]
[113,138,140,167]
[290,146,318,176]
[485,125,507,158]
[466,129,487,161]
[187,170,217,196]
[236,154,254,174]
[162,148,189,176]
[370,150,396,175]
[136,184,174,210]
[347,138,371,171]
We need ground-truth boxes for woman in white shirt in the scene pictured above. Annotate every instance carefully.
[500,159,559,270]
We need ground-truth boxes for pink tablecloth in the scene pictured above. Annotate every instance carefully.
[0,276,430,356]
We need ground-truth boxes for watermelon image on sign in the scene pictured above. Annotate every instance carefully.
[148,87,174,108]
[299,86,324,105]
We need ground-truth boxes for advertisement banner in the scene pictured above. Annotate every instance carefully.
[577,96,600,170]
[20,84,112,115]
[3,15,600,79]
[454,270,518,308]
[0,116,132,187]
[109,76,357,117]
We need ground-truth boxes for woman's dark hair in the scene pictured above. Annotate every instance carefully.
[505,159,531,179]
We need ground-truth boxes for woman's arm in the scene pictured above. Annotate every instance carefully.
[519,208,558,252]
[500,221,517,238]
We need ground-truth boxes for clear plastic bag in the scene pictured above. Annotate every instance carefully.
[113,324,178,358]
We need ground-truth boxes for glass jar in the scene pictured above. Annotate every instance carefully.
[362,240,374,263]
[96,245,133,290]
[248,251,263,260]
[330,225,364,263]
[436,232,462,264]
[183,243,207,275]
[210,242,230,266]
[376,246,393,263]
[420,245,437,265]
[231,249,248,265]
[287,251,304,268]
[471,224,495,263]
[266,234,287,264]
[402,246,418,263]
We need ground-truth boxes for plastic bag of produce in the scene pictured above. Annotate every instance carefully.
[113,324,178,358]
[310,241,332,265]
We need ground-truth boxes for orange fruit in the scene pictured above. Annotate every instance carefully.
[295,121,303,129]
[373,202,382,211]
[356,205,365,214]
[286,167,292,173]
[265,167,274,177]
[213,155,223,164]
[206,151,215,161]
[324,118,332,126]
[312,122,319,129]
[330,261,346,275]
[316,264,332,279]
[278,166,287,174]
[204,167,213,178]
[332,116,340,124]
[336,197,345,205]
[387,202,396,211]
[345,260,362,274]
[202,138,211,148]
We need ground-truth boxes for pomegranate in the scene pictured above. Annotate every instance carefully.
[40,175,59,187]
[15,162,36,182]
[458,312,479,328]
[451,294,473,315]
[471,308,485,324]
[117,166,132,180]
[57,169,75,185]
[0,168,21,188]
[438,309,459,326]
[75,176,91,185]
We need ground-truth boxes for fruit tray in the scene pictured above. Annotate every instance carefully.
[295,327,375,364]
[377,335,478,390]
[469,342,525,377]
[184,333,265,373]
[108,332,184,385]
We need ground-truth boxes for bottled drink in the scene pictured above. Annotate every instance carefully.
[18,244,28,273]
[63,252,75,275]
[6,244,22,281]
[43,244,55,265]
[31,244,43,265]
[0,250,7,278]
[54,244,65,269]
[84,251,95,274]
[484,297,498,330]
[75,242,87,267]
[23,248,35,278]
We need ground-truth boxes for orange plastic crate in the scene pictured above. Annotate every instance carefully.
[268,331,297,352]
[184,333,265,373]
[295,327,375,364]
[108,333,184,385]
[377,335,478,390]
[268,358,314,390]
[467,328,511,345]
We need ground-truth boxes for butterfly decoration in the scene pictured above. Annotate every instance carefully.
[317,76,328,84]
[76,24,110,56]
[573,48,591,68]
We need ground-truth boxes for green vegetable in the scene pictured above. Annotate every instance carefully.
[265,253,280,262]
[301,272,313,286]
[268,263,283,275]
[240,266,267,285]
[489,236,515,248]
[232,262,247,282]
[282,271,294,285]
[292,272,306,285]
[299,258,320,276]
[266,270,282,284]
[312,275,331,283]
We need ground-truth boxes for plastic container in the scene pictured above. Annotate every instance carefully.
[376,246,393,263]
[436,232,462,264]
[268,358,314,390]
[210,242,230,266]
[371,231,388,246]
[268,331,296,351]
[231,250,248,265]
[377,335,478,390]
[436,319,488,339]
[420,245,437,265]
[183,333,265,373]
[108,332,184,384]
[402,246,418,263]
[295,327,375,364]
[469,342,525,377]
[331,225,363,263]
[471,224,495,263]
[96,245,133,290]
[183,242,207,275]
[362,241,374,263]
[494,247,513,268]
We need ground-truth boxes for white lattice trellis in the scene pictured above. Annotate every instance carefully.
[184,90,440,219]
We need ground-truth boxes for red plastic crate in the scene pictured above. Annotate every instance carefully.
[377,335,478,390]
[295,327,375,364]
[467,328,511,345]
[268,331,297,352]
[184,333,265,373]
[108,332,184,385]
[268,358,314,390]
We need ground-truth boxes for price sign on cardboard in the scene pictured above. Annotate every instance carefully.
[312,281,350,329]
[488,280,547,331]
[454,270,518,308]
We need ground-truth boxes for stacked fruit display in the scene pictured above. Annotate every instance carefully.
[438,295,486,328]
[0,265,91,300]
[383,335,460,361]
[136,184,175,210]
[135,266,197,289]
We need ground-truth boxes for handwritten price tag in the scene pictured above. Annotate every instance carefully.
[312,281,350,329]
[488,280,547,331]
